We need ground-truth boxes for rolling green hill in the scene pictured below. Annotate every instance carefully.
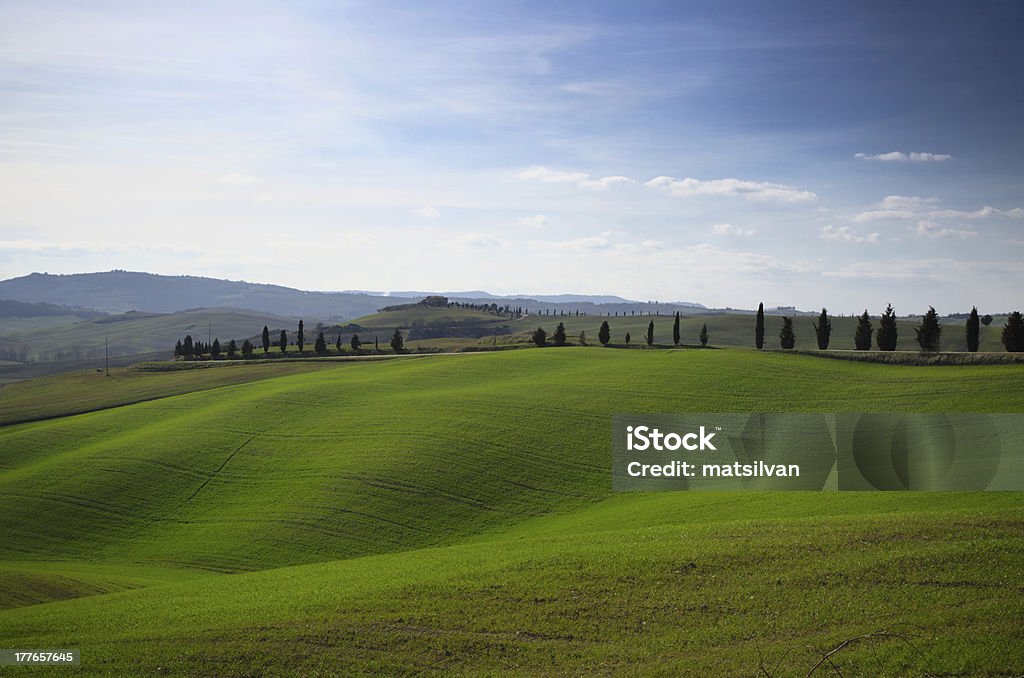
[1,349,1022,674]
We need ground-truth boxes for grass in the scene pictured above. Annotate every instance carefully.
[1,348,1023,675]
[0,361,330,426]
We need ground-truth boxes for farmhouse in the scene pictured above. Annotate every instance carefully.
[421,295,449,307]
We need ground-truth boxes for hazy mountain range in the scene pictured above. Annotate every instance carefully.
[0,271,705,318]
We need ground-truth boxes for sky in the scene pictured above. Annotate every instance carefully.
[1,0,1022,314]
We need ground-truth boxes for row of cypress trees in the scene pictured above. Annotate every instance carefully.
[176,319,411,360]
[754,303,1024,352]
[531,314,710,348]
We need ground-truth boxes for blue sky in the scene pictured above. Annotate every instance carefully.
[1,0,1022,313]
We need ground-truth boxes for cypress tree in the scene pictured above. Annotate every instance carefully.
[279,330,287,353]
[335,335,342,352]
[297,320,305,352]
[183,334,194,357]
[779,317,795,349]
[966,306,980,352]
[625,332,631,345]
[174,339,182,357]
[914,307,942,352]
[755,302,765,349]
[350,334,361,351]
[877,304,898,351]
[262,326,270,353]
[699,323,708,347]
[1002,311,1024,352]
[553,322,567,346]
[532,327,547,346]
[854,310,873,350]
[227,339,237,358]
[390,328,404,353]
[315,331,327,355]
[211,338,221,357]
[812,307,832,350]
[598,321,611,346]
[646,321,654,347]
[241,339,254,358]
[672,312,680,346]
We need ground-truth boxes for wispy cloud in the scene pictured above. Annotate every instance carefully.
[711,223,756,236]
[519,214,549,228]
[914,220,977,239]
[413,206,441,219]
[819,225,879,243]
[645,176,816,202]
[854,151,953,162]
[517,165,634,191]
[851,195,1018,239]
[930,206,1024,220]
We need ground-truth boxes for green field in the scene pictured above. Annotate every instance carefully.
[1,307,303,363]
[1,349,1022,675]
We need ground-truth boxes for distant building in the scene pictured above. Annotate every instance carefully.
[421,296,449,307]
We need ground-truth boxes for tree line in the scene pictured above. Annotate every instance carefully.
[530,313,710,348]
[755,302,1024,352]
[174,319,409,360]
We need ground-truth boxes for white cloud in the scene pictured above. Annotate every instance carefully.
[413,206,441,219]
[519,214,549,228]
[578,175,633,190]
[851,195,1016,239]
[929,206,1024,220]
[517,165,589,184]
[819,225,880,244]
[517,165,634,191]
[219,172,258,184]
[711,223,756,237]
[645,176,816,203]
[914,220,977,239]
[879,195,939,210]
[854,151,953,162]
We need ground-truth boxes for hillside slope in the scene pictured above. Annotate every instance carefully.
[2,307,303,363]
[3,350,1022,572]
[2,350,1023,674]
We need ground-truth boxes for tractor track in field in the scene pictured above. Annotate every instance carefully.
[183,434,257,504]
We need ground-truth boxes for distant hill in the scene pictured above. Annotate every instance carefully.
[0,271,417,318]
[0,299,107,320]
[0,307,301,364]
[0,271,713,319]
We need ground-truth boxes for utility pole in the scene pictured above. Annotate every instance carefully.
[105,337,109,376]
[208,322,212,346]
